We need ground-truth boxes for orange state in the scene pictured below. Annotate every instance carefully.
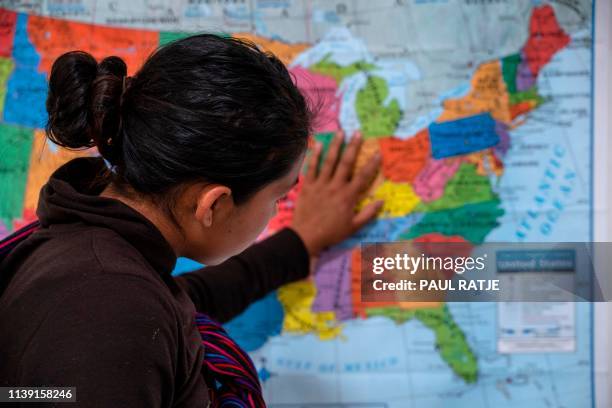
[350,248,397,318]
[354,136,381,171]
[27,15,159,75]
[438,60,511,124]
[232,32,309,66]
[350,247,442,318]
[464,148,504,177]
[378,129,430,183]
[24,130,93,212]
[353,137,385,200]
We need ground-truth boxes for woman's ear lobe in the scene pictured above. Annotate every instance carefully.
[204,210,213,227]
[194,206,213,228]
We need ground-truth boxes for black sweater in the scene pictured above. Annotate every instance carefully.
[0,157,310,407]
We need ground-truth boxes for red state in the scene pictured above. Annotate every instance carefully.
[11,208,37,231]
[378,129,430,183]
[414,233,468,244]
[0,9,17,57]
[523,5,570,76]
[414,233,473,279]
[27,14,159,75]
[266,176,303,234]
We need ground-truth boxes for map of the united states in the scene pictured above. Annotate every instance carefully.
[0,2,594,406]
[255,3,569,385]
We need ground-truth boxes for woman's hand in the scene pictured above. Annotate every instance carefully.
[290,131,383,257]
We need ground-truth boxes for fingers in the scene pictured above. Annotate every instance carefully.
[333,132,363,183]
[350,150,381,195]
[305,141,323,182]
[318,131,344,181]
[352,200,384,231]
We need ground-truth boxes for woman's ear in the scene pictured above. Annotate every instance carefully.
[194,185,232,227]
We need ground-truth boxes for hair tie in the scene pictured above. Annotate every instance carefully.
[107,75,130,148]
[122,75,130,93]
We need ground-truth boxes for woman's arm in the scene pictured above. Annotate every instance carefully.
[174,227,310,323]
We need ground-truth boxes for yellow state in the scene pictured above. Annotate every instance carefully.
[357,180,421,218]
[277,280,342,340]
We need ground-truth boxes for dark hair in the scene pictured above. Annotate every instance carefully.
[45,34,312,214]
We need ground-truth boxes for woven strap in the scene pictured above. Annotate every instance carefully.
[196,312,266,407]
[0,220,40,258]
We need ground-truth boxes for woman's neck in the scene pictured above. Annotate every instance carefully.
[99,183,185,256]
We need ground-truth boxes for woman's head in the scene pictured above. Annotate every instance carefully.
[45,34,312,264]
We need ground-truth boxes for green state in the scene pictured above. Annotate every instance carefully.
[159,31,229,46]
[310,54,374,83]
[0,123,33,229]
[356,76,401,139]
[314,132,337,156]
[509,86,545,106]
[159,32,191,45]
[501,53,521,94]
[416,163,497,212]
[0,58,15,120]
[302,132,344,175]
[400,199,503,245]
[366,304,478,383]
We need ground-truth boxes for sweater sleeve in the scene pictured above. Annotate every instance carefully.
[18,275,186,408]
[174,227,310,323]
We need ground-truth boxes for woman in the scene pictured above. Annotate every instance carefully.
[0,34,381,406]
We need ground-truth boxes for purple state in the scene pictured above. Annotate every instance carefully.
[311,248,353,321]
[516,51,536,91]
[0,222,8,239]
[494,121,511,157]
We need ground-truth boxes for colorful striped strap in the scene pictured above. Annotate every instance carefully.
[0,221,266,407]
[0,220,40,258]
[196,312,266,407]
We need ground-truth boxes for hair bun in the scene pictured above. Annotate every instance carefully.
[45,51,128,163]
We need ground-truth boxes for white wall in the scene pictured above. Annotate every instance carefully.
[593,0,611,405]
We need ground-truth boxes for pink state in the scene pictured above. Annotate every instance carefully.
[413,158,461,202]
[290,66,340,133]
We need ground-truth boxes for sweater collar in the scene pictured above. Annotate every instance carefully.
[36,156,177,274]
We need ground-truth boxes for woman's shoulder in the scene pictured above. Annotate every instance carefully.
[26,223,173,290]
[2,224,183,327]
[0,267,184,402]
[0,226,185,368]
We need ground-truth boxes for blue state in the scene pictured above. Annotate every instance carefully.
[429,113,500,159]
[5,13,47,129]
